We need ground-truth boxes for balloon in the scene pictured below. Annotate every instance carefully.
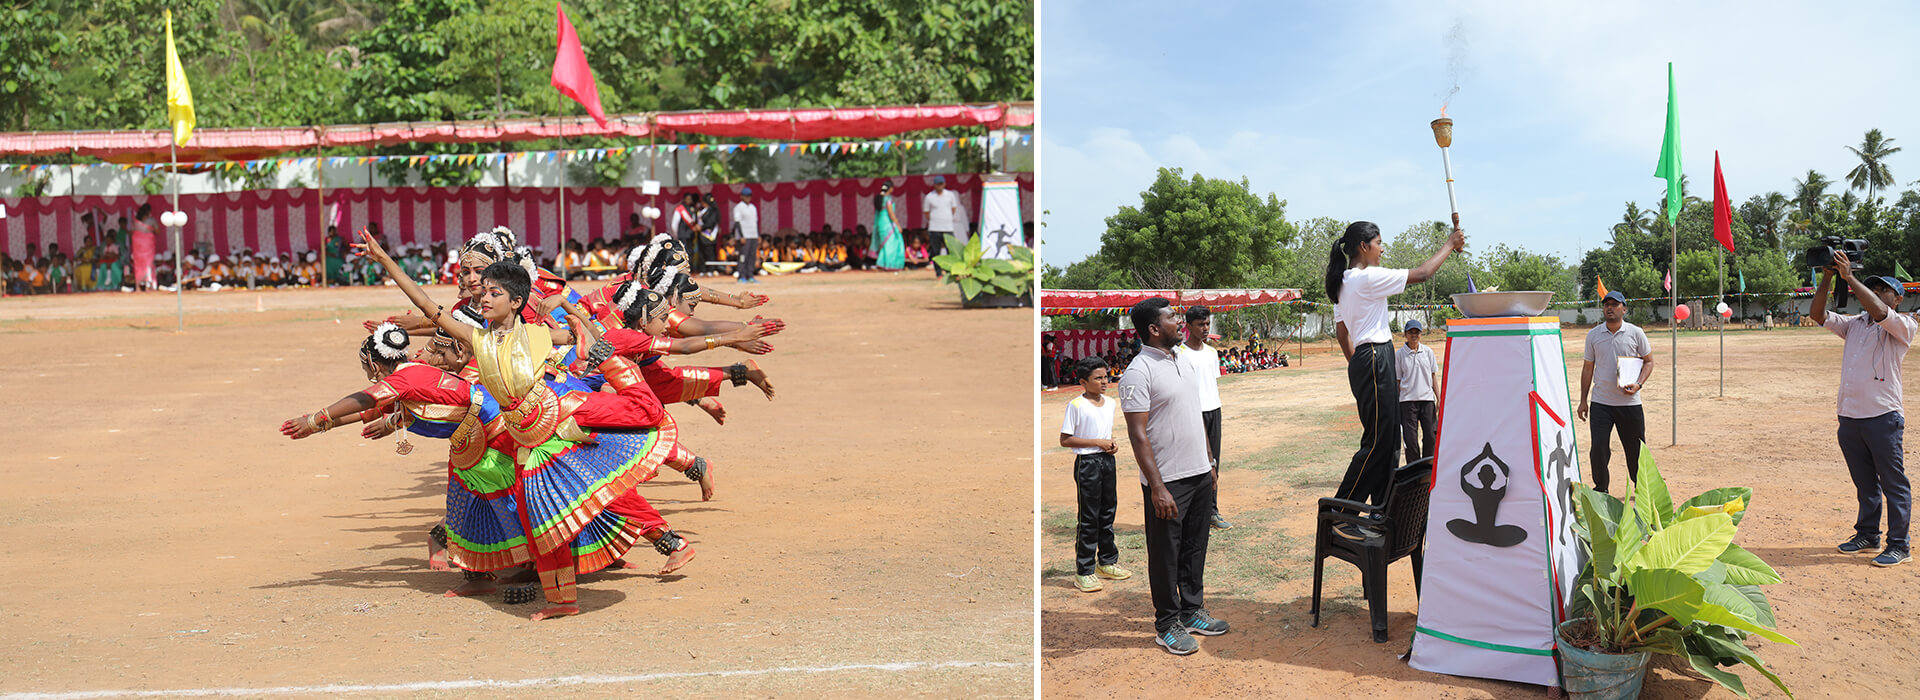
[1674,304,1692,321]
[1721,308,1733,318]
[1715,301,1730,314]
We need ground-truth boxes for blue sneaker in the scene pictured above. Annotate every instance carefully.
[1873,547,1910,567]
[1838,534,1881,555]
[1154,626,1198,655]
[1183,609,1231,636]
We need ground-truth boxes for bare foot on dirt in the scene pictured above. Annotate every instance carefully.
[660,544,696,574]
[697,459,715,501]
[443,578,496,598]
[530,604,580,621]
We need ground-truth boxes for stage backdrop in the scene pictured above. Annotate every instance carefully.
[1042,330,1135,361]
[0,173,1032,259]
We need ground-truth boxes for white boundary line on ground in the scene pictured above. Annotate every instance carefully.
[0,660,1026,699]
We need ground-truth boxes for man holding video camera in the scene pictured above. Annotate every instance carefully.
[1811,250,1913,567]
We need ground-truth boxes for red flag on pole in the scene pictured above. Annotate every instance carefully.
[1712,150,1735,253]
[551,3,608,128]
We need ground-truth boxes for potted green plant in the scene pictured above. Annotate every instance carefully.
[1560,447,1796,699]
[932,233,1033,308]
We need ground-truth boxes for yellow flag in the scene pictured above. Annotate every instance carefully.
[164,9,195,146]
[1596,276,1609,299]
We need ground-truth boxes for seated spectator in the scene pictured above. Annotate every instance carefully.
[820,234,848,272]
[904,233,931,269]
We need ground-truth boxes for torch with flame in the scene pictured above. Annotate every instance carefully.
[1430,107,1459,231]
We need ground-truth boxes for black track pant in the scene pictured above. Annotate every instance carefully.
[1589,402,1645,493]
[1143,472,1214,631]
[1073,453,1119,576]
[1334,342,1400,507]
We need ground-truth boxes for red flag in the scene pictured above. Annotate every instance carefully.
[1712,150,1735,253]
[550,3,608,128]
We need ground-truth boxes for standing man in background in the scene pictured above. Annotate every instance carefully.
[922,175,960,274]
[1174,305,1231,530]
[1396,319,1439,466]
[1576,291,1655,495]
[733,187,760,284]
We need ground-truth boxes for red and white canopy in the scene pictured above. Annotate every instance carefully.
[1041,288,1302,315]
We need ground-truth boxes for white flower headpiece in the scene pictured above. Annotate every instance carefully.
[371,322,409,360]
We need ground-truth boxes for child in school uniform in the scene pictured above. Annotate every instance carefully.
[1059,355,1133,592]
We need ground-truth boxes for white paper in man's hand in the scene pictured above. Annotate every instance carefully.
[1617,357,1644,388]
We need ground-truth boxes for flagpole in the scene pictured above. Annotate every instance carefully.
[1718,245,1725,397]
[171,140,183,332]
[1670,216,1677,447]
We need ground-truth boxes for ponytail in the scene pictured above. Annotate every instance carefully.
[1324,240,1349,304]
[1323,221,1381,304]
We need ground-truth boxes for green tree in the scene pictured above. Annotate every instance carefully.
[1792,169,1832,219]
[1845,128,1901,204]
[0,3,74,130]
[1098,168,1296,289]
[1734,248,1797,312]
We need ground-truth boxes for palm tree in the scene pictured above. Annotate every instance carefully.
[1613,202,1651,244]
[1845,128,1902,204]
[1792,170,1831,219]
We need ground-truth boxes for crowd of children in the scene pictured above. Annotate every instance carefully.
[556,226,938,282]
[1220,345,1288,373]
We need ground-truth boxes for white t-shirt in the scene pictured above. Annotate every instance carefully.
[1825,311,1917,419]
[1174,342,1223,411]
[1396,343,1438,402]
[732,201,760,240]
[1059,394,1117,455]
[923,189,960,232]
[1335,266,1409,346]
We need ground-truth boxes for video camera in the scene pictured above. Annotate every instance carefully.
[1807,236,1868,271]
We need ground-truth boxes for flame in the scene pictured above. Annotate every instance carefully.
[1440,104,1448,118]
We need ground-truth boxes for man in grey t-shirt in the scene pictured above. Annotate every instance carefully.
[1577,291,1655,494]
[1813,254,1915,567]
[1118,297,1228,655]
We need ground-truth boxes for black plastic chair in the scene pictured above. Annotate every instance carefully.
[1311,458,1433,643]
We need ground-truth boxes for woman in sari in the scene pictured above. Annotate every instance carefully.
[870,182,905,271]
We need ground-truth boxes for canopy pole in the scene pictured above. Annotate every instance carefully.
[314,142,326,288]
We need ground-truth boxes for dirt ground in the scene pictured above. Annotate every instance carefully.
[1041,326,1920,699]
[0,271,1034,698]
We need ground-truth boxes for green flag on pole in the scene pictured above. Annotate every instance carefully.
[1897,261,1912,281]
[1654,62,1682,226]
[1739,270,1746,293]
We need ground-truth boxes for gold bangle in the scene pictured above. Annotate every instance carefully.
[312,408,335,432]
[705,336,717,350]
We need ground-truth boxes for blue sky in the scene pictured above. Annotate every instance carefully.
[1040,0,1920,271]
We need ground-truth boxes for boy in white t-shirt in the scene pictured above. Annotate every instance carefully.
[1174,305,1231,530]
[1059,356,1132,593]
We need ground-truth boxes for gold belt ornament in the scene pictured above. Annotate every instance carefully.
[502,381,562,448]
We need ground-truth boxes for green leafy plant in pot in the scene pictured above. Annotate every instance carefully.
[1561,445,1796,699]
[932,233,1033,306]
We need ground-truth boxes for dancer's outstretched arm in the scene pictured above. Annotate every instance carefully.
[354,231,470,343]
[279,392,380,439]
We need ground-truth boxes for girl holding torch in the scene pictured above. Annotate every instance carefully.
[1323,221,1466,536]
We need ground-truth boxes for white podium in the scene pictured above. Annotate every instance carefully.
[1408,316,1585,688]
